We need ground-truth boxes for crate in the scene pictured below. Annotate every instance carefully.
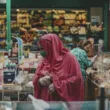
[19,91,33,101]
[4,77,15,83]
[3,90,18,101]
[3,71,16,84]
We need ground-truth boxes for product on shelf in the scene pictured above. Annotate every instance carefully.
[78,26,87,35]
[61,25,70,34]
[86,53,110,86]
[3,91,18,101]
[53,19,64,26]
[14,70,28,85]
[17,10,29,25]
[0,9,104,48]
[3,63,17,84]
[70,26,78,34]
[0,12,6,48]
[47,26,53,33]
[53,26,60,33]
[19,91,33,101]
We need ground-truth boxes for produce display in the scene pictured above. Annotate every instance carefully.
[0,9,104,48]
[86,53,110,93]
[20,9,88,45]
[0,9,88,43]
[0,11,6,48]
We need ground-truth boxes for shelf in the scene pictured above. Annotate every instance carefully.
[9,57,18,60]
[11,33,20,35]
[0,31,6,33]
[0,49,7,52]
[62,33,87,36]
[0,9,98,45]
[0,38,6,39]
[11,21,17,22]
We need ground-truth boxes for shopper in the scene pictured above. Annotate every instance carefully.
[33,33,84,101]
[71,39,97,80]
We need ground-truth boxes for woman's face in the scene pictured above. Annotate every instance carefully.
[84,44,92,52]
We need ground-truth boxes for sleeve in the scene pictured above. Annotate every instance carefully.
[52,55,84,101]
[81,51,92,68]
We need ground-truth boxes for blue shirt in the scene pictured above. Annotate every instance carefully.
[71,47,92,76]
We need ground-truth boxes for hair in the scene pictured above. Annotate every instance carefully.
[78,39,91,49]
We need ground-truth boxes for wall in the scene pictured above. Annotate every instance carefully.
[0,0,106,8]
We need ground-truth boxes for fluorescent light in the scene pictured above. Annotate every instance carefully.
[0,0,6,4]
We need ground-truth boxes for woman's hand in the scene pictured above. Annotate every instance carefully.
[38,76,51,87]
[91,55,97,63]
[48,83,55,94]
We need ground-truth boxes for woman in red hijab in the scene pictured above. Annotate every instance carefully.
[33,33,84,101]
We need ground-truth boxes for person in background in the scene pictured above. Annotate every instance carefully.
[71,39,97,80]
[33,33,84,101]
[87,38,95,57]
[11,39,18,57]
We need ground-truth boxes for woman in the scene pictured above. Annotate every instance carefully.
[33,33,84,101]
[71,39,96,79]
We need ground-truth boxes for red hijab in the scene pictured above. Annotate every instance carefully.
[33,34,84,101]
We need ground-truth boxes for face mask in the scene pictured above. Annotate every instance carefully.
[40,51,47,57]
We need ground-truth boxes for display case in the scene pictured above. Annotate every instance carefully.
[86,52,110,99]
[13,101,98,110]
[87,52,110,84]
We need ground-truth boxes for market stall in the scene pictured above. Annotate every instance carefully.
[86,52,110,100]
[0,8,104,50]
[0,0,108,102]
[0,37,40,101]
[0,52,39,101]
